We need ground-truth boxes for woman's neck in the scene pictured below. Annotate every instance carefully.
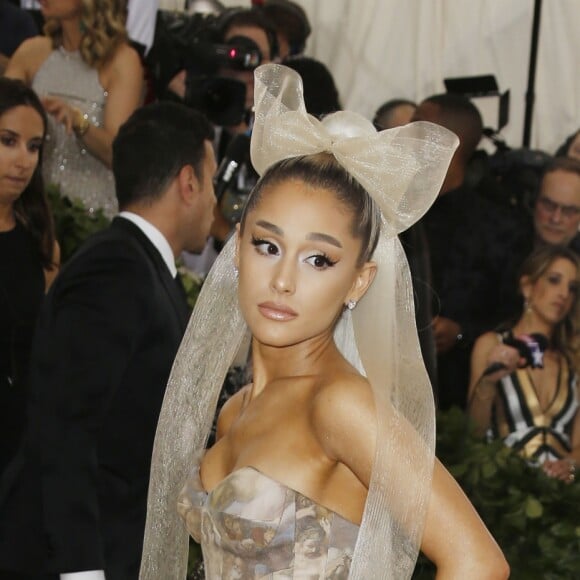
[250,332,341,397]
[0,202,16,232]
[512,315,553,342]
[60,19,82,52]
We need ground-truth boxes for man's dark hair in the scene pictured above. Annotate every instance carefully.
[373,99,416,130]
[423,93,483,160]
[283,56,341,119]
[555,129,579,158]
[543,155,580,179]
[262,0,311,55]
[215,7,278,61]
[113,102,214,209]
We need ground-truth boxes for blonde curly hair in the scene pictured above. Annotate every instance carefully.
[44,0,128,69]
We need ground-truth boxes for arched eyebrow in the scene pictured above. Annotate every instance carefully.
[306,232,342,248]
[255,219,343,248]
[0,128,43,144]
[256,220,283,236]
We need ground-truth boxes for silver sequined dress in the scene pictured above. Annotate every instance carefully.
[32,47,117,218]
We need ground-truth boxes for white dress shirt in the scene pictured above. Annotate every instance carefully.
[126,0,159,55]
[118,211,177,277]
[61,572,106,580]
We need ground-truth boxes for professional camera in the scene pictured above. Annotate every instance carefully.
[146,11,263,126]
[445,75,551,212]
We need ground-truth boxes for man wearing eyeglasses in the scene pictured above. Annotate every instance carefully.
[533,156,580,249]
[500,156,580,331]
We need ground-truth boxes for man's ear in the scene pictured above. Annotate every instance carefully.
[347,261,377,304]
[177,164,199,204]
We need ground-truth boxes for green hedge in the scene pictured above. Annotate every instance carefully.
[414,408,580,579]
[48,185,110,263]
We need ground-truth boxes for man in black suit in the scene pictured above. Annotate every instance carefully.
[0,102,217,579]
[411,93,527,410]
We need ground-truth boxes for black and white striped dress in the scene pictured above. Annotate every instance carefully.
[489,359,578,462]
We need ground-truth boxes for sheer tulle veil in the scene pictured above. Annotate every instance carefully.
[139,64,458,579]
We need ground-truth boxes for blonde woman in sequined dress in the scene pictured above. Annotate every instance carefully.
[5,0,143,218]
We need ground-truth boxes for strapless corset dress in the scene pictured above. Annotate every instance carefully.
[178,461,359,579]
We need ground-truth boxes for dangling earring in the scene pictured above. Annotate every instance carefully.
[524,298,533,314]
[346,299,357,310]
[233,265,239,277]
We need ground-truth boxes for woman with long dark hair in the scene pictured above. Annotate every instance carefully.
[0,77,59,474]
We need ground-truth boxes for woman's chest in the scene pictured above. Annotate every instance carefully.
[526,354,563,411]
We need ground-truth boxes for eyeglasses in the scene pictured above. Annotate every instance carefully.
[536,196,580,219]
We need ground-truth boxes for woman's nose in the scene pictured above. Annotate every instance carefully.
[556,283,570,301]
[270,258,296,295]
[16,146,36,170]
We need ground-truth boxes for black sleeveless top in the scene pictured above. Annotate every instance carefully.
[0,221,45,472]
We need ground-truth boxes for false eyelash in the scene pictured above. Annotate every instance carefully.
[250,236,337,268]
[250,236,278,256]
[309,253,338,268]
[250,236,268,246]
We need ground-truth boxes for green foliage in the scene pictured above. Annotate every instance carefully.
[47,184,110,263]
[414,408,580,579]
[177,266,204,310]
[188,540,203,579]
[48,185,203,305]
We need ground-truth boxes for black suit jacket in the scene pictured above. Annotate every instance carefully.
[0,218,189,578]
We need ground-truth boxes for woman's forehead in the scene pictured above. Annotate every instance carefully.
[250,178,352,218]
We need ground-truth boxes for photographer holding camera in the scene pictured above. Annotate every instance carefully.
[209,8,277,253]
[152,6,277,272]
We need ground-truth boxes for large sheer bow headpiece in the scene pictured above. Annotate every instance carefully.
[140,64,458,580]
[251,64,457,237]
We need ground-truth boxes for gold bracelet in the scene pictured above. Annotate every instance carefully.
[73,108,90,137]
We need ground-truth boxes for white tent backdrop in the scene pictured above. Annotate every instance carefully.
[218,0,579,153]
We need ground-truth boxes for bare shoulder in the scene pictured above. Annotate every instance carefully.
[100,42,143,94]
[6,37,52,81]
[314,372,375,415]
[109,42,142,73]
[216,386,250,440]
[311,372,376,457]
[16,36,52,57]
[473,331,500,354]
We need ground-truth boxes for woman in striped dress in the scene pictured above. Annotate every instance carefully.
[469,245,579,484]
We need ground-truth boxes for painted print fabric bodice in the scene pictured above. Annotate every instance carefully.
[178,459,359,579]
[32,47,117,218]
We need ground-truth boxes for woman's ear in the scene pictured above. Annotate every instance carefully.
[520,274,532,302]
[347,261,377,304]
